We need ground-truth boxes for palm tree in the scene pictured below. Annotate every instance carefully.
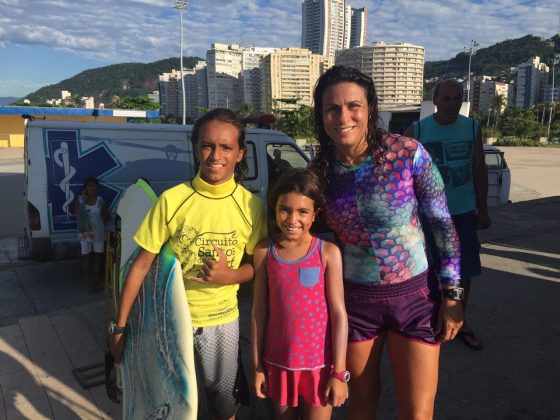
[237,102,254,118]
[110,95,122,109]
[491,94,505,130]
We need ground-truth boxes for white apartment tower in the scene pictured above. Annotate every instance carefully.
[158,61,208,120]
[335,42,425,107]
[515,56,549,109]
[206,44,276,111]
[242,47,277,112]
[260,48,323,112]
[206,43,244,110]
[478,80,509,115]
[301,0,367,65]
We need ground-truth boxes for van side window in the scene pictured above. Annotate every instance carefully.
[266,143,308,188]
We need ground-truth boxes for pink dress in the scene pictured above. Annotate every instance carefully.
[263,236,332,407]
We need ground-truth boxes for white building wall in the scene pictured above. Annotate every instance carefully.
[242,47,277,112]
[207,43,244,110]
[335,42,424,107]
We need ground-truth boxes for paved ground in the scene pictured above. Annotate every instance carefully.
[500,146,560,203]
[1,146,559,419]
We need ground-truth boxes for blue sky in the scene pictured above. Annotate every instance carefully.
[0,0,557,97]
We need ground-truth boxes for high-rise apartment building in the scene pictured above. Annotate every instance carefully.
[543,84,560,102]
[515,56,549,109]
[206,44,277,111]
[242,47,277,112]
[478,80,509,115]
[349,7,367,48]
[260,48,323,112]
[158,61,208,120]
[301,0,367,64]
[464,75,492,112]
[206,43,244,110]
[335,42,424,107]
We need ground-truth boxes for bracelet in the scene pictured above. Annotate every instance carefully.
[441,287,464,301]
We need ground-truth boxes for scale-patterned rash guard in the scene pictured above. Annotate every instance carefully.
[134,173,267,327]
[323,134,461,286]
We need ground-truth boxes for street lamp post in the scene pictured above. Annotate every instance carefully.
[464,40,479,105]
[547,54,559,140]
[173,0,189,125]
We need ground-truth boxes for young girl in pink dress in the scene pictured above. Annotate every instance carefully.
[252,168,348,419]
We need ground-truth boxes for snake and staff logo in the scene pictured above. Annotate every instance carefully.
[45,130,120,232]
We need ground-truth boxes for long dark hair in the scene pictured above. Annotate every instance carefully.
[312,66,387,184]
[267,168,325,237]
[191,108,248,181]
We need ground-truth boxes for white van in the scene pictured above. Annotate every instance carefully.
[23,120,309,259]
[484,145,511,206]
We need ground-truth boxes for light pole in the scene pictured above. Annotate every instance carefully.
[464,40,479,105]
[547,53,559,140]
[174,0,189,125]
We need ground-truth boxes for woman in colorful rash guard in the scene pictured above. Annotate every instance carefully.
[311,66,463,419]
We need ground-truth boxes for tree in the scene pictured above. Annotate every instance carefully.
[491,94,505,129]
[117,96,159,111]
[110,95,122,108]
[63,94,81,108]
[271,99,314,140]
[236,102,254,117]
[498,106,539,139]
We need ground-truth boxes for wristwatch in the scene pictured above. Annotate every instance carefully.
[108,320,126,335]
[331,370,351,383]
[441,287,465,301]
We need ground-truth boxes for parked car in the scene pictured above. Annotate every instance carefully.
[484,144,511,206]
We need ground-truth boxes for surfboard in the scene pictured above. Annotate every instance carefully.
[117,179,197,420]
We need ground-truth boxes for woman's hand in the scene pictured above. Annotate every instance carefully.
[324,378,348,407]
[253,366,268,399]
[437,299,464,342]
[110,333,125,364]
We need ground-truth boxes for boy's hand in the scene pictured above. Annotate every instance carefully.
[324,377,348,407]
[110,333,125,364]
[188,246,233,284]
[253,367,268,399]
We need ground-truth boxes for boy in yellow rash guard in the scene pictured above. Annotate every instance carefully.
[133,173,265,326]
[111,109,267,420]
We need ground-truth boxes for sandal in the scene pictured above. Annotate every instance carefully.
[458,329,483,350]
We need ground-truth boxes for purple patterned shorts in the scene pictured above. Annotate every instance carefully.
[345,270,441,345]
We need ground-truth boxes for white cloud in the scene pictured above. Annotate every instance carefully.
[368,0,558,60]
[0,0,557,96]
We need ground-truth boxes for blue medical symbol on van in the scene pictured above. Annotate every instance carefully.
[45,129,121,233]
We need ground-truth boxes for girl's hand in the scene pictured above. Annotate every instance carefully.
[253,367,268,399]
[110,333,125,364]
[324,377,348,407]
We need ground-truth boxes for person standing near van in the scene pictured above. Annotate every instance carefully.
[74,177,110,293]
[405,79,491,350]
[110,108,267,420]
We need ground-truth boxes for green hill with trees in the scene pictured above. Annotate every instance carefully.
[25,56,202,105]
[425,34,559,81]
[20,34,559,106]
